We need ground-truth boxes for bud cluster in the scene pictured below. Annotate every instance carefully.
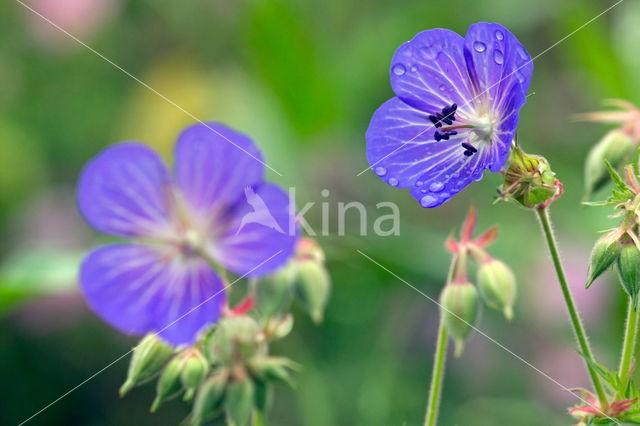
[498,144,562,209]
[585,160,640,308]
[119,238,330,425]
[575,99,640,198]
[440,207,517,356]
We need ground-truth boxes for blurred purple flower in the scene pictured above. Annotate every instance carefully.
[77,122,296,346]
[24,0,120,49]
[366,22,532,208]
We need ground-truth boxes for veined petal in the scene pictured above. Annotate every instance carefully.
[77,143,174,238]
[80,244,225,346]
[409,144,492,208]
[390,29,473,116]
[210,183,297,277]
[463,22,533,106]
[174,122,265,218]
[367,97,451,189]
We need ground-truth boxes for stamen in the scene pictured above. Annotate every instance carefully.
[429,103,458,137]
[461,142,477,157]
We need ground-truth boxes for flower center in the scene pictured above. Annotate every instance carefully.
[180,228,204,257]
[430,103,498,157]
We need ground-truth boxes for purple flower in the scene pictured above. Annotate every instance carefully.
[77,122,296,346]
[366,22,533,208]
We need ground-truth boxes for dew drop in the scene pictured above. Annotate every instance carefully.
[392,63,406,76]
[374,166,387,177]
[495,30,504,41]
[440,192,450,199]
[515,71,526,83]
[410,65,418,72]
[388,177,399,186]
[473,41,486,52]
[439,84,447,91]
[429,182,444,192]
[415,180,424,187]
[420,195,438,208]
[493,50,504,65]
[473,173,483,182]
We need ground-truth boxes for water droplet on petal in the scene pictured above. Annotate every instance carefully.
[388,177,399,186]
[392,63,406,76]
[493,50,504,65]
[415,180,424,187]
[473,41,486,52]
[439,84,447,91]
[374,166,387,177]
[516,71,526,83]
[473,173,483,182]
[440,192,450,199]
[420,195,438,208]
[429,182,444,192]
[517,46,529,61]
[495,30,504,41]
[410,65,418,72]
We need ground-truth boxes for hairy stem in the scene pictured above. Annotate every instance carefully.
[424,321,448,426]
[536,207,608,410]
[424,255,459,426]
[617,298,639,398]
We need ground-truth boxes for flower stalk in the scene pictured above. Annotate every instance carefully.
[617,297,639,399]
[423,255,457,426]
[535,207,608,410]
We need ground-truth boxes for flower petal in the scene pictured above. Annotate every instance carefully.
[390,29,473,116]
[463,22,533,105]
[367,97,457,189]
[174,122,265,217]
[77,143,174,238]
[80,244,225,346]
[408,143,492,208]
[210,183,297,277]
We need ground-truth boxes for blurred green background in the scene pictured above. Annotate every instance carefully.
[1,0,639,424]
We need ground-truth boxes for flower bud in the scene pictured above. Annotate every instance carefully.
[250,357,296,387]
[151,355,183,412]
[191,371,228,426]
[500,146,559,208]
[617,243,640,308]
[181,349,210,401]
[584,129,634,198]
[255,263,295,319]
[585,231,623,288]
[205,316,260,365]
[225,378,255,426]
[120,334,174,396]
[439,282,479,357]
[477,259,516,320]
[294,260,331,323]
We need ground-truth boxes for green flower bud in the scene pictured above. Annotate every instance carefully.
[250,357,296,387]
[225,378,255,426]
[439,282,479,357]
[269,314,294,340]
[585,232,623,288]
[584,129,633,198]
[255,263,295,319]
[181,349,210,401]
[191,371,228,426]
[151,355,183,412]
[294,260,331,324]
[477,259,516,320]
[617,243,640,308]
[500,145,559,208]
[120,334,174,396]
[205,316,260,366]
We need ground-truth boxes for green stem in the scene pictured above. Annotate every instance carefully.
[424,321,448,426]
[617,298,639,398]
[536,208,608,410]
[423,255,459,426]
